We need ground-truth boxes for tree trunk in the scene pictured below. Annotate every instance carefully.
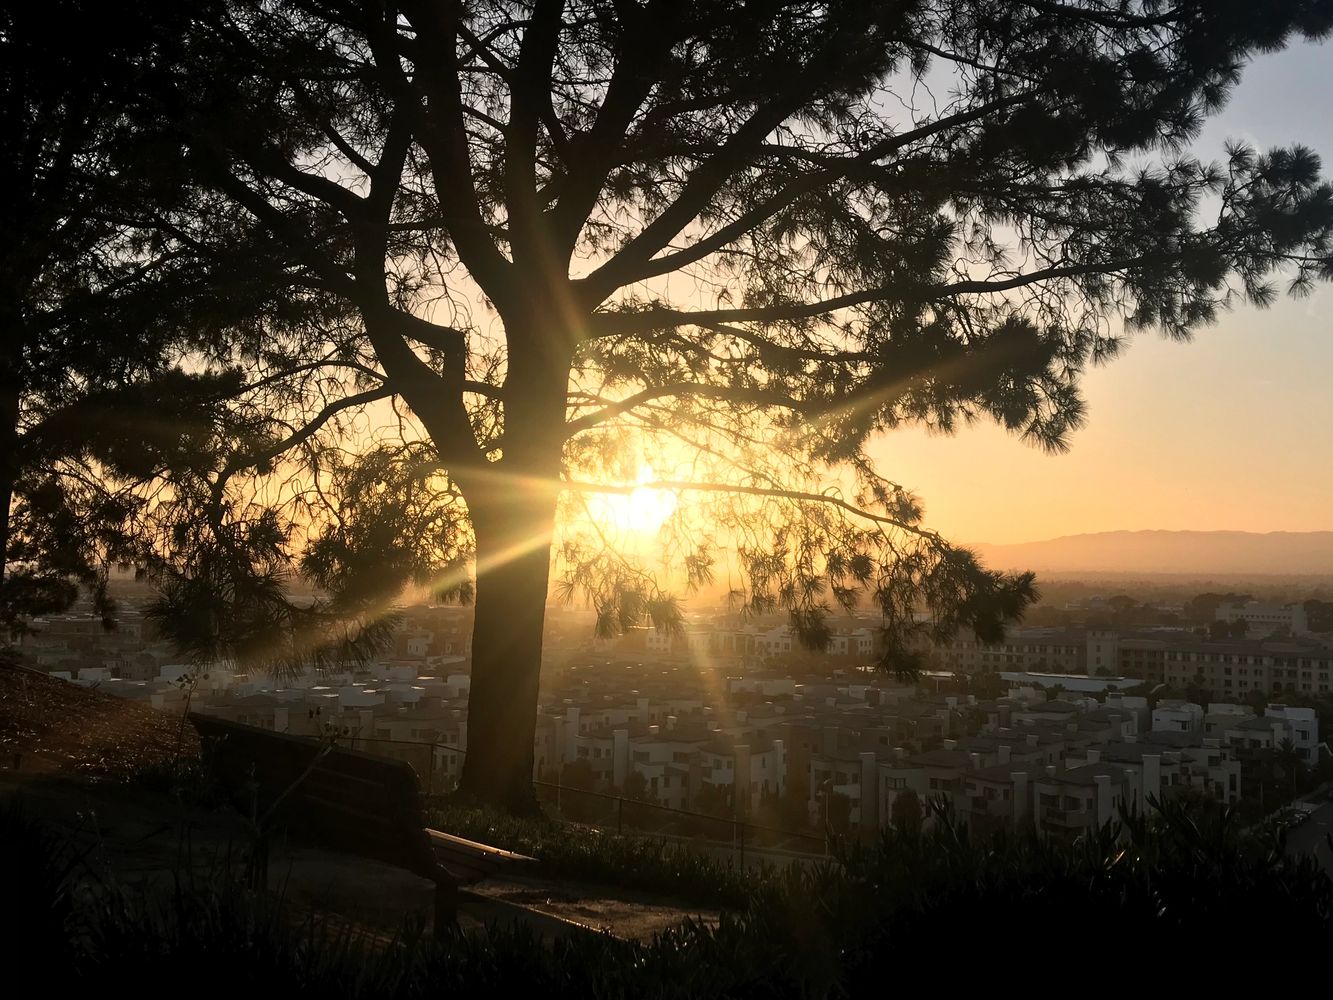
[455,483,558,813]
[444,302,571,814]
[0,372,20,594]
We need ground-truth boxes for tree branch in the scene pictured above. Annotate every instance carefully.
[580,92,1037,299]
[565,382,811,437]
[400,0,512,298]
[564,478,933,537]
[209,386,393,524]
[548,0,673,253]
[503,0,565,267]
[589,252,1173,336]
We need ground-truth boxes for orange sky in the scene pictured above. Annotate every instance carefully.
[872,289,1333,545]
[868,41,1333,546]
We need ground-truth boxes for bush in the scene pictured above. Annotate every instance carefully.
[18,796,1333,995]
[429,803,764,908]
[3,800,79,980]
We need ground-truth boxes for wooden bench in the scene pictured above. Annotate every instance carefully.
[189,713,539,934]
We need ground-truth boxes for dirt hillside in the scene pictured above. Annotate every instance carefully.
[0,660,197,781]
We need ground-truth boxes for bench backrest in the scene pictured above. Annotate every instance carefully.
[190,713,437,879]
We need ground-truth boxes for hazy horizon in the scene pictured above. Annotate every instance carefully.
[969,528,1333,577]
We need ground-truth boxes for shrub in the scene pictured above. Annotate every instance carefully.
[17,795,1333,995]
[3,800,80,981]
[429,803,764,908]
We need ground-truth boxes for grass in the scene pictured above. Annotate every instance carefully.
[428,802,766,908]
[13,795,1333,996]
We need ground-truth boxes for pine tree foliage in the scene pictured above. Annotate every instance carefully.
[0,2,342,632]
[28,1,1333,803]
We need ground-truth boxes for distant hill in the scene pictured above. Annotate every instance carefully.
[969,530,1333,576]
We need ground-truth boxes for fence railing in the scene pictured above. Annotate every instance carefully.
[336,734,465,797]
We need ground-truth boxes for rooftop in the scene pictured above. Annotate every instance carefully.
[1046,763,1128,787]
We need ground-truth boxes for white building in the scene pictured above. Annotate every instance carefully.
[1264,704,1320,764]
[1215,601,1309,637]
[756,627,794,657]
[826,628,878,658]
[812,750,876,828]
[1033,764,1132,836]
[1151,700,1204,738]
[1209,702,1320,765]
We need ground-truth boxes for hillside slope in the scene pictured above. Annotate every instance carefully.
[0,661,195,780]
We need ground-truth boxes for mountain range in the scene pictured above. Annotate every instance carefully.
[969,530,1333,576]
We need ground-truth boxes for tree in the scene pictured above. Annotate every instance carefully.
[775,780,813,831]
[621,769,653,802]
[694,781,733,819]
[1182,680,1211,707]
[824,790,854,836]
[0,0,325,635]
[1243,688,1269,714]
[559,757,596,790]
[1,1,191,628]
[1304,599,1333,632]
[1275,737,1305,801]
[967,671,1009,702]
[136,2,1333,813]
[890,788,923,834]
[1228,618,1250,640]
[1186,592,1254,625]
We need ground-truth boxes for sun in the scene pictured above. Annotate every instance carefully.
[597,464,677,536]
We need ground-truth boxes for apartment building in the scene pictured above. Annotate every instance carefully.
[934,622,1333,700]
[937,627,1088,674]
[1066,744,1179,813]
[1033,764,1133,836]
[962,764,1039,829]
[1159,638,1332,698]
[1155,700,1320,768]
[1141,731,1242,803]
[1152,700,1204,738]
[811,750,876,827]
[1215,601,1310,637]
[1220,704,1321,765]
[1264,704,1320,763]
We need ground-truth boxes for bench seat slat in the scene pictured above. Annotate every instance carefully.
[426,828,537,864]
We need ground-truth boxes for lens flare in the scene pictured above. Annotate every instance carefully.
[597,464,677,535]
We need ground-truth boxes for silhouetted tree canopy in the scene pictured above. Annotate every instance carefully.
[1186,591,1255,624]
[0,1,335,633]
[24,1,1333,810]
[1303,598,1333,632]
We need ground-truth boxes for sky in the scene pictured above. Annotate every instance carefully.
[868,39,1333,546]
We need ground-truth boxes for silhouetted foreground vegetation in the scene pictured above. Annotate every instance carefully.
[10,797,1332,995]
[428,804,762,908]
